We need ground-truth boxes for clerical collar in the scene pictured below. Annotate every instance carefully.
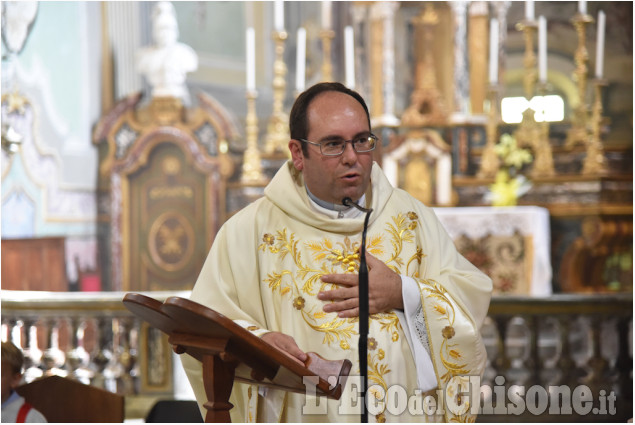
[306,186,350,211]
[305,185,365,218]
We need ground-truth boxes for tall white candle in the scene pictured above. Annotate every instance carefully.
[321,1,332,30]
[489,18,498,84]
[578,0,587,15]
[538,16,547,83]
[246,27,256,91]
[296,27,306,92]
[274,0,284,32]
[525,0,535,21]
[345,26,355,88]
[595,10,606,78]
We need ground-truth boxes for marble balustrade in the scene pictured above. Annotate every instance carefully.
[1,290,631,422]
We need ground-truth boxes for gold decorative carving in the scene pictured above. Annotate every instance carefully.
[478,86,501,178]
[582,80,608,175]
[468,12,487,115]
[265,31,289,153]
[560,215,632,293]
[138,97,185,126]
[514,108,555,178]
[565,13,594,148]
[148,211,195,272]
[515,20,538,99]
[319,29,336,82]
[93,91,238,291]
[242,90,265,183]
[513,19,555,178]
[264,30,290,155]
[404,157,432,205]
[2,90,28,115]
[369,19,384,119]
[402,4,448,127]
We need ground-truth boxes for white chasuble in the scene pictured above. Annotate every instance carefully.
[182,161,492,422]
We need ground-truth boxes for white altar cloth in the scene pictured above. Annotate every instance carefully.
[433,206,552,296]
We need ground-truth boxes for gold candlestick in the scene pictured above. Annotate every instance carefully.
[515,20,538,98]
[513,21,555,178]
[565,13,594,148]
[264,30,290,155]
[320,29,335,82]
[242,90,265,183]
[478,85,501,178]
[582,79,607,175]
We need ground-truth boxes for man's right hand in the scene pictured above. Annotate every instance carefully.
[261,331,308,366]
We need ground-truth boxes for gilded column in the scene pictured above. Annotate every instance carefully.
[468,2,488,115]
[368,3,385,120]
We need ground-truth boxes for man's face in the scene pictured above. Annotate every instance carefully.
[289,91,373,205]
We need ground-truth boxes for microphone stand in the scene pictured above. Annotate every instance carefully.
[342,197,372,423]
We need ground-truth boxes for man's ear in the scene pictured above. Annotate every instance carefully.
[10,372,23,389]
[288,140,304,171]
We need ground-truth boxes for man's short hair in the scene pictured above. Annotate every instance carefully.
[289,82,371,156]
[1,341,24,375]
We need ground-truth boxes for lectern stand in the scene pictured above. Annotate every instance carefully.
[123,293,352,423]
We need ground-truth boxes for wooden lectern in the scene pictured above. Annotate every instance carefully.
[123,293,352,423]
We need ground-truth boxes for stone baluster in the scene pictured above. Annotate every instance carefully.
[128,317,141,394]
[582,315,610,395]
[493,315,510,380]
[524,315,541,387]
[1,316,12,342]
[537,316,561,386]
[3,317,21,346]
[40,318,67,377]
[22,317,43,383]
[103,317,127,394]
[480,317,499,387]
[614,316,632,418]
[116,316,136,395]
[90,316,113,390]
[505,316,531,386]
[65,316,93,385]
[555,315,576,388]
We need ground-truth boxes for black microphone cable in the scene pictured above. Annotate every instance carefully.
[342,197,372,423]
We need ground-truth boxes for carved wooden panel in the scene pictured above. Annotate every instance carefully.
[127,142,213,291]
[94,94,238,291]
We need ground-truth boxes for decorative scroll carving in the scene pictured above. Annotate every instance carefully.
[559,215,633,293]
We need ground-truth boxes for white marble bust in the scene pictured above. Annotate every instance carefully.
[136,1,198,101]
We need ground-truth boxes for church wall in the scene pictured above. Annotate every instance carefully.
[1,1,632,292]
[1,2,102,283]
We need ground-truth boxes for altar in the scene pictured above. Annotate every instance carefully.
[433,206,552,296]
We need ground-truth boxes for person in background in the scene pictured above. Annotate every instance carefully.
[182,82,492,422]
[1,341,47,423]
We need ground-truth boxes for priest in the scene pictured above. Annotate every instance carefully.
[182,82,492,422]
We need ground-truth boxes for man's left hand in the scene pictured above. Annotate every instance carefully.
[318,252,403,318]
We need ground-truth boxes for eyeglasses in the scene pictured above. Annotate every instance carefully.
[298,134,378,156]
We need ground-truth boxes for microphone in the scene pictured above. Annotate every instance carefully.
[342,197,373,214]
[342,197,372,423]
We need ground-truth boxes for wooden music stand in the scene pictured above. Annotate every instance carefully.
[123,293,352,423]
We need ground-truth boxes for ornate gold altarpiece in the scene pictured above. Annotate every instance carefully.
[93,94,237,291]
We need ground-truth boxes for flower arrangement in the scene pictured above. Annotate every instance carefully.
[487,134,533,206]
